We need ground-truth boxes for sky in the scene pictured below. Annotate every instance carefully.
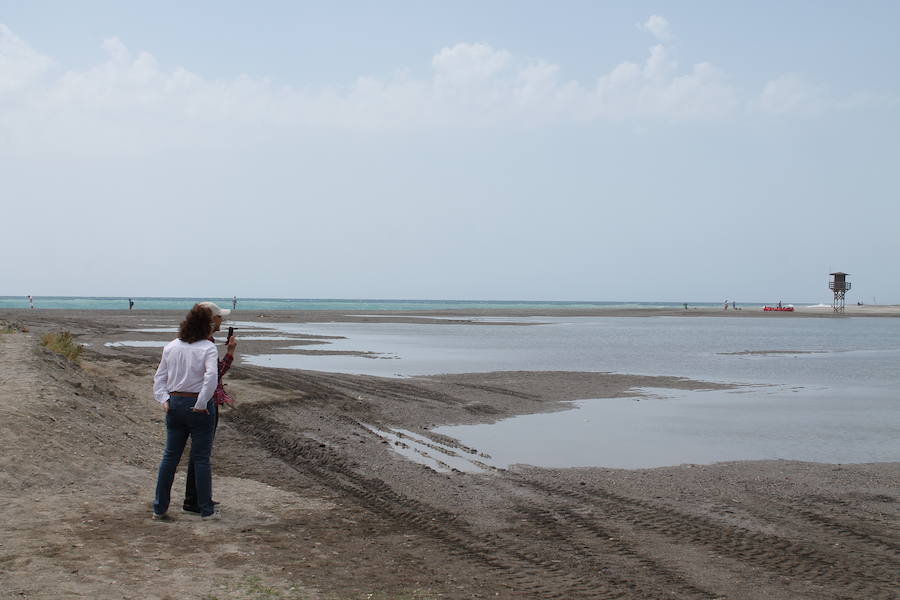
[2,1,899,303]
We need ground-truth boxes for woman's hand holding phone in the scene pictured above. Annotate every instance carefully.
[226,327,237,355]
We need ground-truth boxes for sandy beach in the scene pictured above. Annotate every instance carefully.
[0,308,897,600]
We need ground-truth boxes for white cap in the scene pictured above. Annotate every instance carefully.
[197,301,231,317]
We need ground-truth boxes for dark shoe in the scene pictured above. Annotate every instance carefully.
[152,512,172,522]
[183,501,219,514]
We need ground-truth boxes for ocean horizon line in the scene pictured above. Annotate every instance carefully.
[0,296,812,311]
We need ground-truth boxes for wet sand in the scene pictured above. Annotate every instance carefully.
[1,309,898,599]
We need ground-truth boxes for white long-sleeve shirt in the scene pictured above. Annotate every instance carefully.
[152,339,219,410]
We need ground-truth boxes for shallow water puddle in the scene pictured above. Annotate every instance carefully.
[126,325,276,334]
[346,314,538,324]
[235,335,308,341]
[434,386,900,470]
[104,340,168,348]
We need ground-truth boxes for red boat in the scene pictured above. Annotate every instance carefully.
[763,305,794,312]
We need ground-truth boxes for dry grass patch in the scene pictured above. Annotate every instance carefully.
[41,331,82,360]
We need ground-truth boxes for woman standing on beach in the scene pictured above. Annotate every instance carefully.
[151,303,228,520]
[182,301,237,514]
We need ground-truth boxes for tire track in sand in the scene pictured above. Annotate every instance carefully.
[735,494,900,561]
[517,478,899,599]
[229,407,723,600]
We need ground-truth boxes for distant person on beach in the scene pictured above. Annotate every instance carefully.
[724,300,728,310]
[28,295,34,309]
[128,298,134,310]
[232,295,237,310]
[732,301,736,310]
[182,301,237,515]
[683,303,688,310]
[152,302,232,520]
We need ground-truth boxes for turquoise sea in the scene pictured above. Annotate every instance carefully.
[0,296,778,311]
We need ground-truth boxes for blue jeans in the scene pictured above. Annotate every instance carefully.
[184,407,219,508]
[153,396,216,517]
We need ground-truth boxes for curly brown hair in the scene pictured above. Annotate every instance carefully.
[178,304,213,343]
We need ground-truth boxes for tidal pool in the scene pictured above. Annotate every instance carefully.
[434,386,900,469]
[230,316,900,468]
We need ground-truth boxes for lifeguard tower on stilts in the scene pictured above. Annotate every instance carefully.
[828,272,851,313]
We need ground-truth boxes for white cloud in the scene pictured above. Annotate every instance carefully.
[757,74,824,115]
[756,75,897,117]
[432,42,511,84]
[593,46,735,119]
[639,15,673,43]
[1,22,863,157]
[0,24,53,94]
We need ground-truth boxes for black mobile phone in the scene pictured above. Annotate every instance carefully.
[226,326,234,341]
